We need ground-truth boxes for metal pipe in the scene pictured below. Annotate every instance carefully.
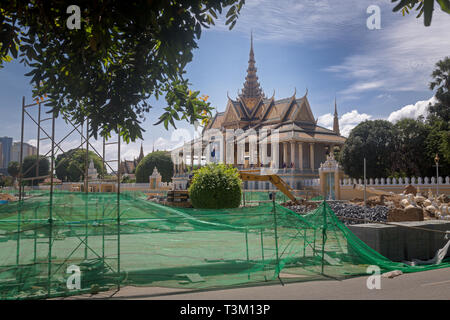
[84,119,89,259]
[117,129,121,290]
[19,97,25,200]
[102,136,106,180]
[36,102,41,182]
[47,109,56,297]
[245,228,250,280]
[321,203,327,275]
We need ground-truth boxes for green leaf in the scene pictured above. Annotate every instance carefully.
[437,0,450,12]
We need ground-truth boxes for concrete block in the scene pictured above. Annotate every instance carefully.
[348,221,450,262]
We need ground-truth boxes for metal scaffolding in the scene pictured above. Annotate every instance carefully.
[16,96,123,297]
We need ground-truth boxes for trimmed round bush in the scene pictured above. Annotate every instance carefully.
[188,163,242,209]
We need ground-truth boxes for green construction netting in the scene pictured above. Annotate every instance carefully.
[0,191,450,299]
[242,191,289,204]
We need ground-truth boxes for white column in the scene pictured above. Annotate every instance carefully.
[298,142,303,170]
[290,141,296,169]
[310,143,315,170]
[223,134,226,165]
[283,142,288,167]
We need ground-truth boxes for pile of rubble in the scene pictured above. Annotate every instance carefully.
[0,193,16,201]
[283,201,388,225]
[350,185,449,222]
[282,184,449,224]
[328,202,388,225]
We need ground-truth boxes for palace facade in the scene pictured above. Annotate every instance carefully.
[172,35,346,190]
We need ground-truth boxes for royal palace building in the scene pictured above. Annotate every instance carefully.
[172,35,345,190]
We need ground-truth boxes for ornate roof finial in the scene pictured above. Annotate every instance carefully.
[333,96,340,136]
[239,31,263,100]
[305,88,308,97]
[138,142,144,163]
[250,29,254,54]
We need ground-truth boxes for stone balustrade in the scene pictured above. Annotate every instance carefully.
[340,176,450,186]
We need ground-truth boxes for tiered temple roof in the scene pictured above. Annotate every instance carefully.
[204,34,345,145]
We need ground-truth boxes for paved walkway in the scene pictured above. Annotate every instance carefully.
[58,267,450,300]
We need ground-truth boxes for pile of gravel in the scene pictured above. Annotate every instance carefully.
[285,201,389,225]
[328,202,388,225]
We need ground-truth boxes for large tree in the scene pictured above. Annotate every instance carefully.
[429,57,450,123]
[392,118,431,177]
[135,151,173,183]
[339,120,397,179]
[425,57,450,176]
[55,148,106,182]
[392,0,450,26]
[7,161,19,178]
[22,155,49,185]
[0,1,245,142]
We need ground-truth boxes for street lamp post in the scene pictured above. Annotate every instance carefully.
[434,153,440,197]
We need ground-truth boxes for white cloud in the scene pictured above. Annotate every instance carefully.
[153,127,199,152]
[340,81,385,95]
[317,109,372,137]
[326,10,450,98]
[318,95,437,137]
[317,113,333,127]
[212,0,389,43]
[387,96,437,123]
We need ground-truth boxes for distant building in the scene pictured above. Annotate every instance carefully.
[119,143,145,175]
[0,137,12,169]
[11,142,37,163]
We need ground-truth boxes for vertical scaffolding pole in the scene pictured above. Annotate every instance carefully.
[245,228,250,280]
[102,136,105,181]
[35,102,41,184]
[321,202,327,275]
[260,227,265,277]
[18,97,25,201]
[47,110,55,297]
[117,129,121,290]
[303,228,306,258]
[84,119,89,260]
[16,97,25,277]
[33,206,38,264]
[102,202,105,262]
[272,197,283,285]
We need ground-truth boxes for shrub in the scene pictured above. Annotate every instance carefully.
[188,163,242,209]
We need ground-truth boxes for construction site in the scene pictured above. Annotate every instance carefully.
[0,97,449,300]
[0,99,448,300]
[1,2,450,304]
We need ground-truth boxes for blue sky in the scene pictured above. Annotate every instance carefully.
[0,0,449,166]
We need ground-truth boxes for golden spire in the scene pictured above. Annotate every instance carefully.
[333,96,340,136]
[240,31,263,99]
